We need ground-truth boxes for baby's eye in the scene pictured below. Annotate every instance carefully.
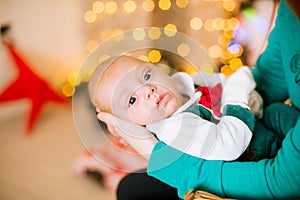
[129,96,137,105]
[144,71,151,82]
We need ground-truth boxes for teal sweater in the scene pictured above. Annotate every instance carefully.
[148,1,300,199]
[148,120,300,199]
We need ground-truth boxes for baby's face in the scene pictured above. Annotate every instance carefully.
[98,57,183,125]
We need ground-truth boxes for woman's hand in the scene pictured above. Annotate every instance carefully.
[97,111,158,160]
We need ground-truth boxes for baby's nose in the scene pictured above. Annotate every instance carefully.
[143,85,156,100]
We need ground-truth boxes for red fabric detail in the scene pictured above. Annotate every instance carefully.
[0,42,68,134]
[197,83,223,117]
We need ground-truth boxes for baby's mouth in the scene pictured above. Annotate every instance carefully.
[156,93,171,107]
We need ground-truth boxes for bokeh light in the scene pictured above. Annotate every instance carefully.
[176,0,189,8]
[221,64,232,76]
[124,0,136,13]
[110,28,124,42]
[148,27,161,40]
[86,40,99,52]
[105,1,118,14]
[213,17,225,30]
[92,1,104,14]
[142,0,155,12]
[218,34,231,46]
[133,28,146,41]
[148,50,162,63]
[177,43,190,57]
[98,54,111,64]
[138,55,150,62]
[229,57,243,71]
[243,7,257,20]
[204,18,214,32]
[223,0,235,12]
[227,41,243,56]
[190,17,203,30]
[159,0,172,11]
[208,45,222,59]
[62,82,75,97]
[227,17,240,30]
[84,10,97,23]
[164,24,177,37]
[76,0,271,98]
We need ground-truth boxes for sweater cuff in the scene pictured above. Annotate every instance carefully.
[222,104,255,131]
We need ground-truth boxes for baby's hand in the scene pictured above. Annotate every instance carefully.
[221,66,256,110]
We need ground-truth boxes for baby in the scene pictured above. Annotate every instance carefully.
[88,55,274,161]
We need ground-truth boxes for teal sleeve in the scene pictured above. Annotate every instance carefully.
[222,104,255,131]
[148,119,300,199]
[253,0,300,109]
[147,141,225,198]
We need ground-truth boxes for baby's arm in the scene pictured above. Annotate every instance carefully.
[148,105,254,161]
[152,67,256,160]
[98,112,158,160]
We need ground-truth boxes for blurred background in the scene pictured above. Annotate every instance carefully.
[0,0,278,199]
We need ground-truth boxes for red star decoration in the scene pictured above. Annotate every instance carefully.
[0,42,68,134]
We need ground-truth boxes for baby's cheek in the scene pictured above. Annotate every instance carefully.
[128,109,152,126]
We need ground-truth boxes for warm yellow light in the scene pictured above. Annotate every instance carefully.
[159,0,171,11]
[208,45,222,59]
[218,34,231,46]
[92,1,104,14]
[190,17,203,30]
[223,0,235,12]
[229,58,243,71]
[185,66,198,74]
[221,65,233,76]
[62,83,75,97]
[138,55,150,62]
[213,17,225,30]
[124,0,136,13]
[148,50,162,63]
[142,0,155,12]
[176,0,189,8]
[220,50,231,62]
[227,17,240,30]
[164,24,177,37]
[148,27,161,40]
[204,19,214,32]
[84,10,97,23]
[100,29,110,40]
[86,40,98,52]
[224,30,235,39]
[81,72,92,83]
[105,1,118,14]
[98,54,111,64]
[133,28,146,41]
[68,71,81,86]
[200,63,215,74]
[177,43,190,57]
[110,29,124,42]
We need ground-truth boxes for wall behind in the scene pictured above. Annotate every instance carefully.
[0,0,87,90]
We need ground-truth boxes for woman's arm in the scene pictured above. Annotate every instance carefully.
[148,118,300,199]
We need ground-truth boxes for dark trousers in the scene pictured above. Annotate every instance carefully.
[117,169,182,200]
